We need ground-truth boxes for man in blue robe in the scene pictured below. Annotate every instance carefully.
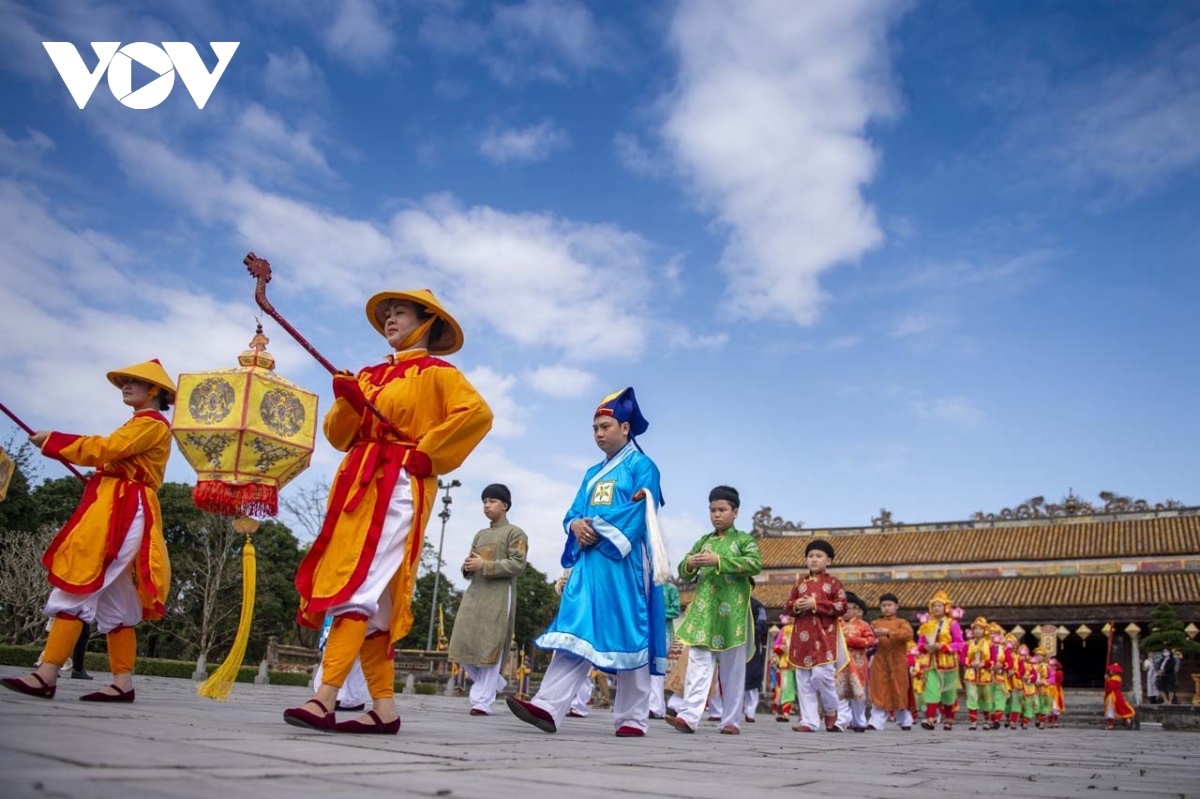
[507,387,667,737]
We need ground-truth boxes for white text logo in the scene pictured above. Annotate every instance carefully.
[42,42,239,110]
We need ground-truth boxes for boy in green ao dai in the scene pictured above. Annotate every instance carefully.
[666,486,762,734]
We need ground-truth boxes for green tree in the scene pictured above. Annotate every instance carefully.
[397,570,463,650]
[29,473,86,530]
[247,519,305,660]
[0,440,41,535]
[1141,603,1200,655]
[512,562,560,664]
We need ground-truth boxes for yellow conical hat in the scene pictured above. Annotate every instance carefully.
[106,359,176,394]
[364,288,463,355]
[928,590,952,611]
[972,616,989,630]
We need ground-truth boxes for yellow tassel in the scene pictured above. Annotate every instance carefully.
[197,534,257,701]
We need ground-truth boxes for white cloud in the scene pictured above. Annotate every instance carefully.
[419,0,623,84]
[913,397,983,426]
[614,132,666,178]
[524,364,597,399]
[229,104,334,179]
[479,120,569,164]
[661,322,729,351]
[325,0,396,69]
[888,313,940,338]
[0,129,55,175]
[825,335,863,351]
[95,129,665,362]
[661,0,908,324]
[438,442,581,583]
[0,180,312,446]
[263,48,326,101]
[463,366,524,438]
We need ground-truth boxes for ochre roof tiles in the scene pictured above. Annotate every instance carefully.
[748,572,1200,610]
[757,515,1200,568]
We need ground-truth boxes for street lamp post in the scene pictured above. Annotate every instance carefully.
[426,478,461,651]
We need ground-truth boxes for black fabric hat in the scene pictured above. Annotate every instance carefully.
[708,485,740,508]
[805,539,834,559]
[846,592,867,612]
[481,483,511,508]
[879,592,899,605]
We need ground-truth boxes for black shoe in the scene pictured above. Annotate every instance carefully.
[70,671,94,681]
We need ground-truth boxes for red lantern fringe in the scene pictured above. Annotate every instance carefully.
[193,481,278,518]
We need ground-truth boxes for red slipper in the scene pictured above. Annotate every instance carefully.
[469,708,489,716]
[506,695,556,733]
[80,684,134,703]
[567,709,586,718]
[719,725,740,735]
[666,715,695,734]
[335,709,400,735]
[615,725,644,737]
[283,698,335,731]
[0,673,55,699]
[791,724,817,732]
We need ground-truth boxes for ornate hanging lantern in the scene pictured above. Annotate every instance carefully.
[172,323,317,517]
[171,323,317,700]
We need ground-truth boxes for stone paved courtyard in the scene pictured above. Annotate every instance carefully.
[1,667,1197,799]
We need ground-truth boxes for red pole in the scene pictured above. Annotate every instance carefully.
[244,253,407,441]
[0,402,88,482]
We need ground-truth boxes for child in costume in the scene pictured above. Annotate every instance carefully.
[667,486,762,735]
[285,290,493,734]
[507,388,668,738]
[1104,663,1135,730]
[1047,657,1064,728]
[448,483,528,716]
[1017,644,1038,729]
[1032,646,1052,729]
[867,592,914,731]
[744,594,769,723]
[962,616,994,730]
[2,360,176,703]
[986,622,1010,730]
[835,592,875,732]
[908,641,928,720]
[916,590,964,730]
[784,539,847,733]
[773,615,796,721]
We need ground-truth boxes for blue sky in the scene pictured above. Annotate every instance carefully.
[1,0,1197,580]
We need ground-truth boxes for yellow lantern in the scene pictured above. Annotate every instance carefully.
[0,446,15,502]
[172,324,316,701]
[172,324,317,517]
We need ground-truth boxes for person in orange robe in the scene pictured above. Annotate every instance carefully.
[1,360,176,703]
[284,289,492,734]
[1104,663,1135,730]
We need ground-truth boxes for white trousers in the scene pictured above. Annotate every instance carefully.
[648,674,665,716]
[44,500,145,633]
[570,674,592,716]
[313,658,371,707]
[667,691,683,713]
[837,697,867,730]
[869,704,913,730]
[533,650,651,732]
[678,644,747,730]
[327,472,413,634]
[795,664,838,730]
[465,660,506,714]
[744,688,759,720]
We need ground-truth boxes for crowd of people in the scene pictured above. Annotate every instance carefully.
[0,284,1158,740]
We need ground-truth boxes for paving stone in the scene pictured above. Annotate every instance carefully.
[1,667,1196,799]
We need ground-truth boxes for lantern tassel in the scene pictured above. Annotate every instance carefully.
[193,481,278,518]
[197,536,257,701]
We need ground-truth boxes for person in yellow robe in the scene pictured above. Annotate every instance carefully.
[284,289,492,734]
[1,360,175,703]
